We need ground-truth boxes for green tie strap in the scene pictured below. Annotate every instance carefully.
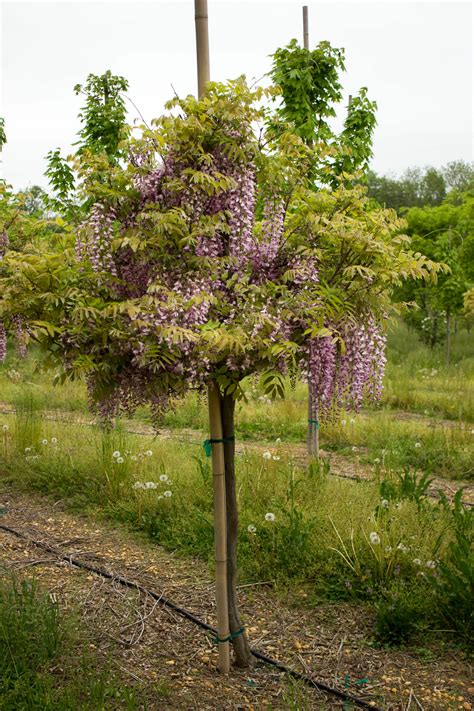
[308,419,320,428]
[203,436,235,457]
[213,626,245,644]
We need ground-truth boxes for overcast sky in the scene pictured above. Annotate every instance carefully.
[1,0,472,189]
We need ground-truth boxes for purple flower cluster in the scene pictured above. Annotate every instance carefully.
[307,316,387,422]
[0,321,6,362]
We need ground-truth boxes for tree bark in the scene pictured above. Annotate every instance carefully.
[445,308,451,367]
[221,392,253,668]
[207,382,230,674]
[307,387,319,460]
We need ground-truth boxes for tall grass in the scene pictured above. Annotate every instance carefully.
[0,574,145,709]
[2,411,469,645]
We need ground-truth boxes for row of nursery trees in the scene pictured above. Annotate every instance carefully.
[0,36,446,667]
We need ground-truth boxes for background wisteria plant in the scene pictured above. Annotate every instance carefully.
[0,77,444,667]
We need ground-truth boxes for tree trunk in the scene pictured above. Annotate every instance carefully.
[207,382,230,674]
[307,387,319,460]
[221,393,253,668]
[445,308,451,367]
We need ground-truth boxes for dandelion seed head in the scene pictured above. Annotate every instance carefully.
[247,524,256,533]
[369,532,380,545]
[262,451,271,460]
[163,490,172,497]
[265,512,275,522]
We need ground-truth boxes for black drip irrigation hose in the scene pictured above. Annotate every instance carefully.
[0,522,383,710]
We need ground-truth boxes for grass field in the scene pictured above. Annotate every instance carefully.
[1,320,473,480]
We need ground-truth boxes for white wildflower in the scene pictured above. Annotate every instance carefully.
[2,424,8,432]
[24,447,31,453]
[272,455,281,461]
[145,450,153,457]
[144,482,158,489]
[265,512,275,522]
[380,499,389,509]
[262,451,272,460]
[41,439,48,445]
[112,451,121,459]
[414,442,421,448]
[51,437,58,444]
[132,482,144,490]
[116,457,124,464]
[425,560,437,569]
[341,419,347,426]
[275,437,281,444]
[163,490,172,498]
[369,532,380,545]
[159,474,168,483]
[413,558,421,566]
[397,543,408,552]
[385,546,392,553]
[351,446,358,452]
[157,495,163,500]
[373,458,381,464]
[247,525,257,534]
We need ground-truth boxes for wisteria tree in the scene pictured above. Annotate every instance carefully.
[0,79,443,667]
[269,38,380,455]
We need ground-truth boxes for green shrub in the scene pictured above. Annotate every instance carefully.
[430,491,474,646]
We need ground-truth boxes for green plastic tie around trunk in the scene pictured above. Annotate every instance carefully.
[213,627,245,644]
[202,436,235,457]
[307,419,320,428]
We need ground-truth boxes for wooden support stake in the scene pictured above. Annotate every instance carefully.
[207,382,231,674]
[195,1,230,675]
[303,5,309,49]
[195,0,211,97]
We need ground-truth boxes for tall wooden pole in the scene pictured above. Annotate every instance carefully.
[303,5,309,49]
[303,5,320,461]
[194,0,230,674]
[195,0,211,97]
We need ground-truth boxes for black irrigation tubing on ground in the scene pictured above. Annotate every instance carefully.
[0,521,383,711]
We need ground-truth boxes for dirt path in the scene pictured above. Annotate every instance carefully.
[0,486,472,710]
[0,402,472,507]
